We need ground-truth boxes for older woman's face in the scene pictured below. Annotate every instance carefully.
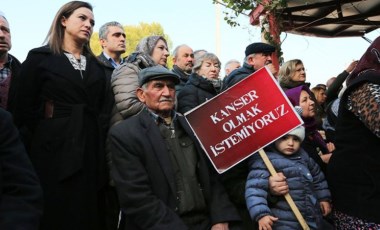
[197,59,220,79]
[151,39,169,66]
[299,90,315,118]
[291,63,306,82]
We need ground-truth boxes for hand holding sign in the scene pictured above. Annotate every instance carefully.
[185,67,303,173]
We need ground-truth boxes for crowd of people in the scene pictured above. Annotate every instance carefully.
[0,1,379,230]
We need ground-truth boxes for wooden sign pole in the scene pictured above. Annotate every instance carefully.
[258,149,310,230]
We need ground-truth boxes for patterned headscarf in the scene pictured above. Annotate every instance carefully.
[285,85,328,153]
[126,35,168,67]
[135,35,167,56]
[347,35,380,86]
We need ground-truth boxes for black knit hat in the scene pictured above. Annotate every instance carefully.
[245,42,275,56]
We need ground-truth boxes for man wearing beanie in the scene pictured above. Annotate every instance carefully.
[246,125,333,229]
[223,42,276,90]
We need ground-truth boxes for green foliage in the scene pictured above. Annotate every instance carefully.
[214,0,287,27]
[263,26,284,64]
[214,0,287,63]
[90,22,174,68]
[214,0,253,27]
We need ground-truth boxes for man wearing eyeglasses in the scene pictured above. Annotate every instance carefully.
[223,42,276,90]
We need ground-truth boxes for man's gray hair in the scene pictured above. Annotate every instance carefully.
[141,82,149,90]
[172,44,190,58]
[224,59,240,70]
[99,21,123,40]
[0,10,8,21]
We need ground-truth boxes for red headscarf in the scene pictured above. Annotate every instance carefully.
[347,36,380,86]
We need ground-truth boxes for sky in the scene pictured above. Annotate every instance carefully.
[2,0,380,87]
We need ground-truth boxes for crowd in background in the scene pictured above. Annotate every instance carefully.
[0,1,379,230]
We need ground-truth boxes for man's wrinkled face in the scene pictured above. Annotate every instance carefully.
[137,78,176,117]
[0,17,11,54]
[173,46,194,73]
[248,52,272,70]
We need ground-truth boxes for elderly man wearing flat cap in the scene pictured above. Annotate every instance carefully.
[109,65,240,230]
[223,42,276,90]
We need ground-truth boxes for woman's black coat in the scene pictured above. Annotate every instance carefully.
[14,46,112,230]
[177,73,218,114]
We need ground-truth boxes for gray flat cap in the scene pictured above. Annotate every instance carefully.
[138,66,180,86]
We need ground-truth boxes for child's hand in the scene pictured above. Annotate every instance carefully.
[269,172,288,195]
[320,201,331,216]
[258,215,278,230]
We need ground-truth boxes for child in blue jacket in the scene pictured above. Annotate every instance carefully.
[245,126,331,230]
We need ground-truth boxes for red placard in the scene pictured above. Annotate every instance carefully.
[185,67,303,173]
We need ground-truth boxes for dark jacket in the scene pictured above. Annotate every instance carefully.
[172,65,190,94]
[13,46,112,230]
[246,148,330,229]
[327,72,380,223]
[97,52,116,80]
[109,109,240,230]
[301,133,328,174]
[325,70,349,106]
[222,62,255,90]
[219,62,260,229]
[0,108,43,229]
[177,73,218,114]
[2,54,21,114]
[280,81,311,92]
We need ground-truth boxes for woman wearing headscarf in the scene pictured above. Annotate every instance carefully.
[110,35,169,126]
[13,1,112,229]
[285,85,335,174]
[177,52,222,114]
[327,36,380,229]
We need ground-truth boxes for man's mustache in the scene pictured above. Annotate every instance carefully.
[159,97,174,102]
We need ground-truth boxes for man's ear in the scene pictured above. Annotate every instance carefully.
[247,55,255,65]
[172,56,177,64]
[100,39,106,49]
[136,88,145,103]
